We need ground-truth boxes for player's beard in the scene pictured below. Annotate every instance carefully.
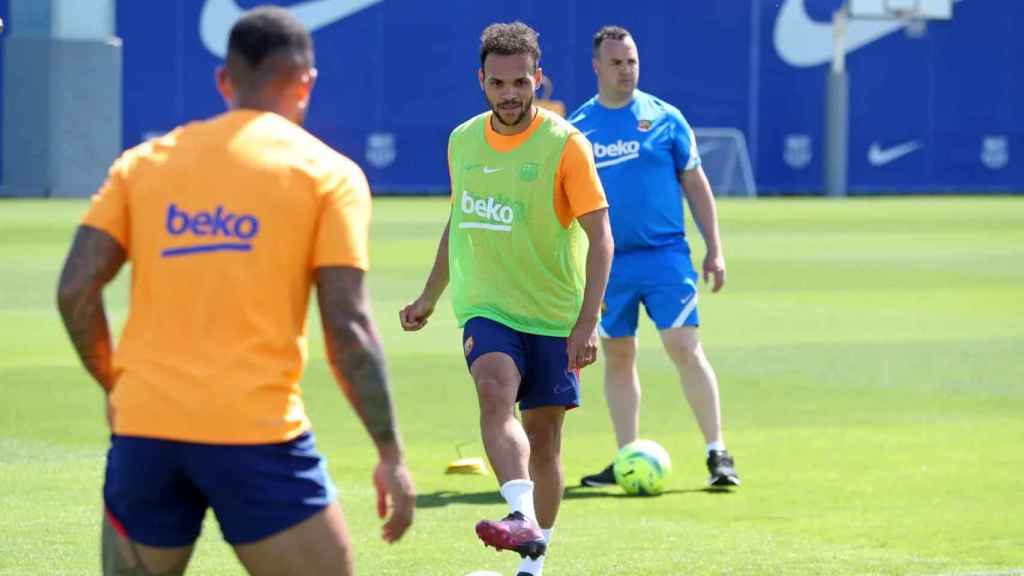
[489,93,534,127]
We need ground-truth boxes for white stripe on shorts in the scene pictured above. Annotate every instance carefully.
[670,293,699,329]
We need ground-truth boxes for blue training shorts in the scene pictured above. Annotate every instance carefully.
[103,431,336,547]
[600,249,701,339]
[463,316,581,410]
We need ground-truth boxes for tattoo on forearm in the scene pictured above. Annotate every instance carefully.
[57,227,126,392]
[317,268,398,446]
[335,335,397,445]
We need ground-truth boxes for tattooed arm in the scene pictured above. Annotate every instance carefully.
[316,266,414,542]
[316,266,399,449]
[56,226,127,393]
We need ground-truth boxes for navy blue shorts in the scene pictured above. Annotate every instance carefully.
[463,316,581,410]
[103,432,336,547]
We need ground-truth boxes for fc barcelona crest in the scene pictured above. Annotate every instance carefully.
[366,132,397,169]
[981,136,1009,170]
[519,162,539,182]
[637,119,652,132]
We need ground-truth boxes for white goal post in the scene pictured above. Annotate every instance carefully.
[694,127,757,198]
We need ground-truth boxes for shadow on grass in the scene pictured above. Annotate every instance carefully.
[417,490,505,508]
[563,485,735,500]
[417,485,735,508]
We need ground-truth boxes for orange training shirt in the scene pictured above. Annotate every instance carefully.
[83,110,370,444]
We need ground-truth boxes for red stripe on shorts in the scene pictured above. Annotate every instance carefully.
[105,507,129,538]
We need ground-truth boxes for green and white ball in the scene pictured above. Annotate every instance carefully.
[613,439,672,496]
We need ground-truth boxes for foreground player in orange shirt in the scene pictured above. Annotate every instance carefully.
[56,7,414,575]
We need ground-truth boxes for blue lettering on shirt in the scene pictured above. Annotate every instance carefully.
[162,203,260,257]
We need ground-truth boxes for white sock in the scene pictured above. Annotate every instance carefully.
[499,479,536,521]
[517,527,553,575]
[706,440,726,455]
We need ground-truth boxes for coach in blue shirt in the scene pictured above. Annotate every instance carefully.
[570,25,740,489]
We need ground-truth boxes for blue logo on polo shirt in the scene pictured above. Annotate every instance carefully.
[161,203,260,257]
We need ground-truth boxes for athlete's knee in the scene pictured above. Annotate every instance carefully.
[674,344,703,368]
[475,376,515,417]
[663,329,703,366]
[601,337,637,366]
[527,430,560,463]
[524,416,562,463]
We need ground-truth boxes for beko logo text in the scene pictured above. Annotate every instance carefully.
[162,203,260,257]
[459,191,514,231]
[593,140,640,159]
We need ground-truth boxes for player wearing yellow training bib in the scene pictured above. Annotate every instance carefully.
[400,22,612,576]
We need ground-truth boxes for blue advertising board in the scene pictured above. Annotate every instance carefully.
[0,0,8,183]
[116,0,1022,195]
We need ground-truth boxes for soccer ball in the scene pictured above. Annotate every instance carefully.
[613,439,672,496]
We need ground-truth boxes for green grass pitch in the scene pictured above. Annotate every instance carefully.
[1,196,1022,575]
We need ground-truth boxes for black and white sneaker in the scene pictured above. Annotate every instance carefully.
[579,463,616,487]
[706,450,740,487]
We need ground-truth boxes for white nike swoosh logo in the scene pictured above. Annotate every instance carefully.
[774,0,965,67]
[868,140,922,166]
[482,167,504,174]
[200,0,383,58]
[594,153,639,169]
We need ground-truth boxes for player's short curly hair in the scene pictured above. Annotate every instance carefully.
[479,22,541,71]
[592,25,632,57]
[227,6,314,88]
